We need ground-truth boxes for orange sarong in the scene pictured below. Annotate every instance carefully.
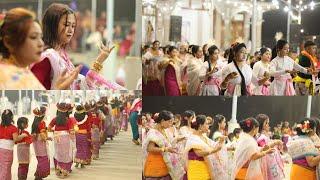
[235,168,248,180]
[144,152,169,177]
[290,164,316,180]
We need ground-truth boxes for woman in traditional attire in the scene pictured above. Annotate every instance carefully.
[221,43,253,96]
[233,117,275,180]
[186,45,205,96]
[252,48,272,95]
[0,8,78,89]
[16,117,33,180]
[161,46,182,96]
[129,98,142,145]
[269,39,313,96]
[48,103,75,178]
[142,40,165,96]
[142,110,185,180]
[120,100,130,131]
[200,45,224,96]
[31,106,51,179]
[74,104,91,168]
[208,114,227,141]
[89,105,101,159]
[255,114,285,180]
[185,115,226,180]
[287,118,320,180]
[103,99,115,141]
[31,3,123,90]
[0,110,28,180]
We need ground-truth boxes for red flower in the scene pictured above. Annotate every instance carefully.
[245,119,251,127]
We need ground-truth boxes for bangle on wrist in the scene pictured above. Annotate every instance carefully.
[91,61,103,72]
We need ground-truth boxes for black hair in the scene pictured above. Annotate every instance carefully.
[311,117,320,136]
[17,117,28,132]
[203,44,208,57]
[205,45,219,70]
[228,132,235,141]
[276,39,288,52]
[154,110,173,123]
[296,118,316,136]
[271,46,277,60]
[304,41,316,49]
[42,3,75,49]
[229,43,247,95]
[233,128,241,135]
[190,45,200,57]
[259,47,270,59]
[74,112,86,122]
[31,115,45,134]
[1,109,14,126]
[255,114,269,133]
[180,110,195,127]
[191,115,206,130]
[152,40,160,45]
[224,48,231,61]
[209,114,226,139]
[56,111,68,126]
[168,46,177,54]
[239,117,259,133]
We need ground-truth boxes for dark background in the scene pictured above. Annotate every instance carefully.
[262,0,320,49]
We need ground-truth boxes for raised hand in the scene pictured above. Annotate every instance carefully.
[226,72,238,81]
[54,65,82,90]
[97,40,115,63]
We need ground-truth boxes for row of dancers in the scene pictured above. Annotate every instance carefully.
[0,96,132,180]
[0,4,124,90]
[142,110,320,180]
[142,39,319,96]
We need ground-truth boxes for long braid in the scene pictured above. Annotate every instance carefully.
[229,43,247,96]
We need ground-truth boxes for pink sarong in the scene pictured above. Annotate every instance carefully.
[54,132,73,174]
[33,137,50,178]
[17,144,30,180]
[18,164,29,180]
[75,133,90,164]
[91,128,100,158]
[0,148,13,180]
[227,83,253,96]
[275,77,295,96]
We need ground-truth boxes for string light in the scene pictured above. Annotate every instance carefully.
[310,1,315,10]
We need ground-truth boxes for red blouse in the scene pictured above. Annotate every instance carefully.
[31,58,52,90]
[77,118,90,131]
[49,118,73,131]
[16,130,33,144]
[69,117,77,128]
[0,124,18,140]
[38,121,47,132]
[88,113,100,129]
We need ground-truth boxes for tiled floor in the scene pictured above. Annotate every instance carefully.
[11,129,142,180]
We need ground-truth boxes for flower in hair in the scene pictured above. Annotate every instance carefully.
[191,117,196,124]
[245,119,251,127]
[297,120,311,133]
[153,113,159,120]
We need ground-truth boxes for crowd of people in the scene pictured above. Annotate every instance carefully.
[142,39,319,96]
[0,93,140,180]
[141,110,320,180]
[0,4,129,90]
